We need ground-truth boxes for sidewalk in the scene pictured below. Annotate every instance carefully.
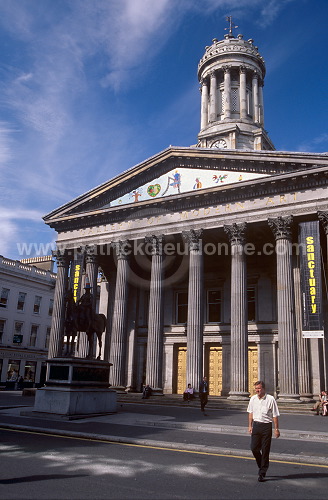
[0,391,327,467]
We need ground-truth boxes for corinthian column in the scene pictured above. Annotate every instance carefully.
[224,223,249,400]
[48,250,70,359]
[317,211,328,391]
[83,246,99,358]
[109,240,130,390]
[209,71,217,122]
[293,257,312,400]
[268,216,300,401]
[145,235,164,394]
[182,229,204,393]
[200,78,209,129]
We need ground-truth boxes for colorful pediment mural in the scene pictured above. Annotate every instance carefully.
[110,167,268,206]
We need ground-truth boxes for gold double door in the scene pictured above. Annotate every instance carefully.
[176,344,258,396]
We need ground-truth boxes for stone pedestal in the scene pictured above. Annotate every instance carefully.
[33,358,117,417]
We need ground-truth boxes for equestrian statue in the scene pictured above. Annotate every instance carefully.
[64,285,106,359]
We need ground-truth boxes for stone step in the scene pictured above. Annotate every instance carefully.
[117,393,315,414]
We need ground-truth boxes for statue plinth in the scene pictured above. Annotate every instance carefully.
[32,358,117,418]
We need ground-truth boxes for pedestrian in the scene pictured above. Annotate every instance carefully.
[142,384,152,399]
[199,376,209,415]
[17,376,24,391]
[247,380,280,482]
[183,383,194,402]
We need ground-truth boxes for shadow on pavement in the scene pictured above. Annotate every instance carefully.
[0,473,87,484]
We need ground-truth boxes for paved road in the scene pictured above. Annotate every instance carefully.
[1,427,328,500]
[1,391,327,467]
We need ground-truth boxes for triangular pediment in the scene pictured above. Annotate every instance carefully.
[44,146,328,227]
[109,166,267,207]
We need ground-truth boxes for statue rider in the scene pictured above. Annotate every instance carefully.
[77,282,95,332]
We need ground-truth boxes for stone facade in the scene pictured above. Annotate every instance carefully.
[43,29,328,400]
[0,256,56,387]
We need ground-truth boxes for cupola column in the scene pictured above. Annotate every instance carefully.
[209,71,218,122]
[252,72,259,123]
[200,79,209,130]
[259,82,264,125]
[223,66,231,119]
[239,66,247,119]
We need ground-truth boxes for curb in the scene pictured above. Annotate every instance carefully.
[135,420,328,443]
[0,422,327,467]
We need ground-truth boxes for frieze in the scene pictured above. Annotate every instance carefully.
[56,188,328,246]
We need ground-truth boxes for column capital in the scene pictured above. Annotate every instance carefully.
[318,211,328,234]
[210,69,216,78]
[145,235,164,255]
[224,222,247,245]
[52,249,70,267]
[112,240,131,260]
[222,65,231,73]
[85,245,98,264]
[182,229,203,251]
[252,71,259,80]
[268,216,293,240]
[240,65,247,74]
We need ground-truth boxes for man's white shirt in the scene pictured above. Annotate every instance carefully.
[247,394,280,423]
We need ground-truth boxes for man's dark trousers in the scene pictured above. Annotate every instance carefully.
[251,421,272,475]
[200,393,208,411]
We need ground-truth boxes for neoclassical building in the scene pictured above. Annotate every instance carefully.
[44,27,328,401]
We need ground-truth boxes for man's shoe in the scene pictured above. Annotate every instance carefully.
[258,474,265,482]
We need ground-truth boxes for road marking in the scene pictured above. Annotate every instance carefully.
[1,426,327,469]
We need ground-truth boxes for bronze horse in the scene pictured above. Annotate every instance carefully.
[64,290,106,359]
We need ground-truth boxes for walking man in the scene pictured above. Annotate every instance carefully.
[199,376,209,415]
[247,380,280,482]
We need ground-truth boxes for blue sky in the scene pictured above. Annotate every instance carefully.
[0,0,327,261]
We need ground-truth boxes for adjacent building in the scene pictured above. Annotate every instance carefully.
[0,255,56,388]
[44,27,328,400]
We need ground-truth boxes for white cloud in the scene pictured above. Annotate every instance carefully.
[0,219,18,257]
[297,133,328,153]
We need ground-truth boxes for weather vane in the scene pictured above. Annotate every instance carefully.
[225,16,238,37]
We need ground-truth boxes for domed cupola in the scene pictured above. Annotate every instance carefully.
[197,17,274,151]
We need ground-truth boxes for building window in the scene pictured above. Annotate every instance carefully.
[231,87,239,112]
[7,360,20,382]
[24,361,36,383]
[175,291,188,324]
[207,289,222,323]
[0,319,5,343]
[220,90,225,114]
[33,296,42,314]
[45,326,51,349]
[247,286,256,322]
[48,299,54,316]
[29,324,39,347]
[0,288,10,308]
[17,292,27,311]
[13,321,23,344]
